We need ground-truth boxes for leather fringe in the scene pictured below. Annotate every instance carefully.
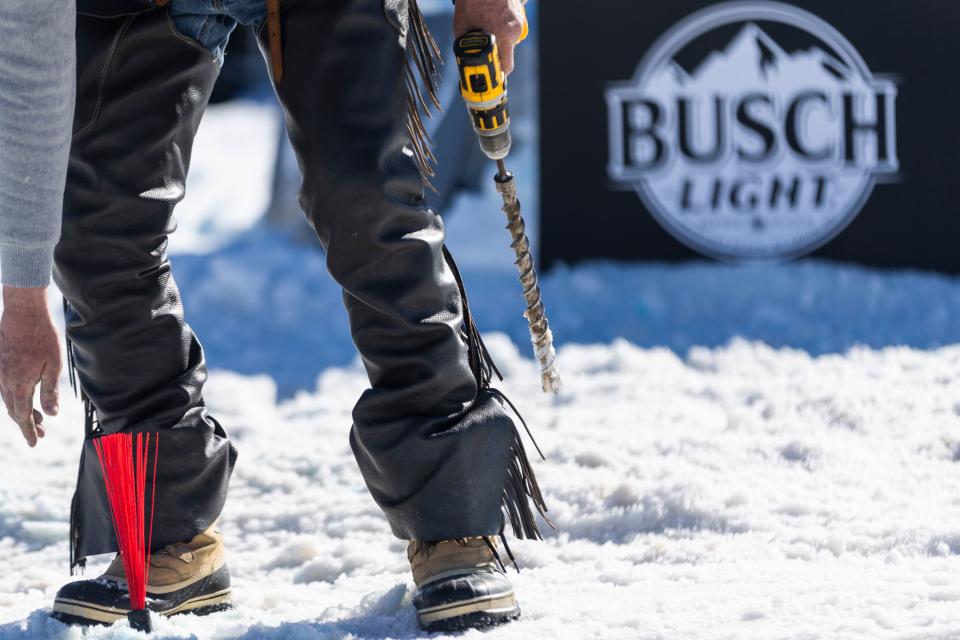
[502,425,550,540]
[402,0,443,191]
[441,246,501,390]
[63,298,77,395]
[441,248,551,541]
[69,397,99,574]
[63,297,97,573]
[68,481,85,575]
[62,298,100,440]
[71,398,99,573]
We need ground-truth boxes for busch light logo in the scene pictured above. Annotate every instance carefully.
[606,2,899,260]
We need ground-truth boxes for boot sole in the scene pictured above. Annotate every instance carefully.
[417,592,520,632]
[51,588,232,626]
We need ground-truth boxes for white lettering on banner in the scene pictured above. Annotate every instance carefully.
[607,1,899,261]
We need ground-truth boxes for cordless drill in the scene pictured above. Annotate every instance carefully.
[454,31,513,161]
[453,25,563,395]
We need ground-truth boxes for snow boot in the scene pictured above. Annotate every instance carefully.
[409,538,521,632]
[51,527,231,626]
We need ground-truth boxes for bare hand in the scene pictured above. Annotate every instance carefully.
[0,286,61,447]
[453,0,527,76]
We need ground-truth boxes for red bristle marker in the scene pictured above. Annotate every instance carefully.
[93,432,160,632]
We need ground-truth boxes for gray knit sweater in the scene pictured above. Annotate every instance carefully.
[0,1,75,288]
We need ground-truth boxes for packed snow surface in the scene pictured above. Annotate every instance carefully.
[4,338,960,640]
[1,103,960,639]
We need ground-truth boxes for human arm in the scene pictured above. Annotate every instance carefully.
[0,0,75,445]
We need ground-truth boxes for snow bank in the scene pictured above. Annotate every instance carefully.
[3,338,960,639]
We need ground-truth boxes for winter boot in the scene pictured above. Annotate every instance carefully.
[51,527,231,626]
[409,538,520,632]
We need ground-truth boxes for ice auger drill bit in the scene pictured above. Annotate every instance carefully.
[454,30,562,394]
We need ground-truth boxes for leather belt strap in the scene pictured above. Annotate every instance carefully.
[266,0,283,83]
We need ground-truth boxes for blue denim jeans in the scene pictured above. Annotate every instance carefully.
[170,0,266,63]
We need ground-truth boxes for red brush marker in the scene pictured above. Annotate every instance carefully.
[93,432,160,632]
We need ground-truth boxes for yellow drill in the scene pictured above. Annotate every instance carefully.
[454,27,562,395]
[453,31,513,160]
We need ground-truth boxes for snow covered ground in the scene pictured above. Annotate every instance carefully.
[2,99,960,639]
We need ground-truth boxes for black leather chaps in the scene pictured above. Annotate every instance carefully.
[58,0,546,571]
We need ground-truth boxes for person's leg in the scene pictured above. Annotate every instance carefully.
[52,1,236,620]
[259,6,546,628]
[259,4,552,620]
[259,0,546,547]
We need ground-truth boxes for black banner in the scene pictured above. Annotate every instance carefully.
[540,0,960,271]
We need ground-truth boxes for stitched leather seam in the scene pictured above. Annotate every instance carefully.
[77,10,150,18]
[54,588,230,616]
[417,565,498,587]
[54,598,126,615]
[73,15,134,141]
[161,588,232,615]
[417,591,515,615]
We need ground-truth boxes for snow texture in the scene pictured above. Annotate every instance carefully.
[2,101,960,639]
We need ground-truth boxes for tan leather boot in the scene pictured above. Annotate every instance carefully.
[52,527,231,626]
[409,537,520,632]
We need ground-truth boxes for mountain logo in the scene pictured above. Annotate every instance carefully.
[606,2,899,261]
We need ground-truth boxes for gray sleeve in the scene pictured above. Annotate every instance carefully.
[0,0,75,288]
